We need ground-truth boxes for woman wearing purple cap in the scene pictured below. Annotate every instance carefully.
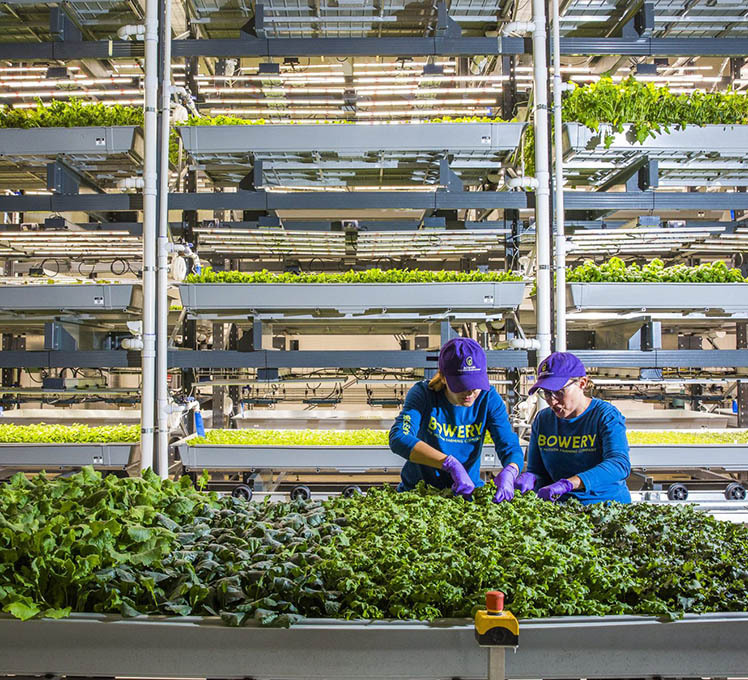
[389,337,526,500]
[524,352,631,504]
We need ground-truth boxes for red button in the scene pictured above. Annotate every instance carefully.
[486,591,504,612]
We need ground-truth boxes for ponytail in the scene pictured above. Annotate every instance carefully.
[428,371,447,392]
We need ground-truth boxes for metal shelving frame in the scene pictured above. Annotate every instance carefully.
[0,126,144,191]
[0,442,137,476]
[1,611,748,679]
[177,122,525,188]
[566,282,748,316]
[563,123,748,189]
[178,281,527,316]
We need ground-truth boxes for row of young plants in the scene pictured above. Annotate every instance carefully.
[0,101,500,129]
[192,428,748,446]
[1,424,743,446]
[566,258,748,284]
[6,80,747,135]
[184,267,524,284]
[0,423,140,444]
[1,468,747,624]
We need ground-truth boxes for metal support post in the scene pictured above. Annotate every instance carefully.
[438,158,463,192]
[50,7,82,42]
[500,56,517,121]
[738,323,748,429]
[239,159,264,191]
[440,320,457,345]
[212,322,227,429]
[228,324,240,408]
[488,647,506,680]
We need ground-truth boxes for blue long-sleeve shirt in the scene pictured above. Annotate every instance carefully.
[389,381,524,491]
[527,398,631,504]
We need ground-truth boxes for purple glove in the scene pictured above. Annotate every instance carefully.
[537,478,574,502]
[492,466,518,504]
[441,455,475,498]
[514,472,537,494]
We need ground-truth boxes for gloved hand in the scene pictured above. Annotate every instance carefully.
[492,466,518,504]
[537,478,574,502]
[441,455,475,498]
[514,471,537,494]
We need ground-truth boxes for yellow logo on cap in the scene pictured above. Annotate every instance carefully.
[466,357,474,367]
[540,362,548,372]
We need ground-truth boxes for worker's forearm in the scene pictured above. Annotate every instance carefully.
[568,474,584,490]
[409,440,447,468]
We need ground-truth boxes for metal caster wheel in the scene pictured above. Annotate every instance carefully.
[290,484,312,501]
[342,485,362,498]
[667,483,689,501]
[724,482,747,501]
[231,484,253,501]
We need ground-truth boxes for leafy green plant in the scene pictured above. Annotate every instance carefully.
[185,267,524,284]
[566,258,747,284]
[195,428,748,447]
[627,430,748,445]
[521,77,748,175]
[2,472,747,626]
[183,114,500,127]
[0,100,143,129]
[0,423,140,444]
[194,429,389,446]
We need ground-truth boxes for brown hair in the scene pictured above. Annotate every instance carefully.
[428,371,447,392]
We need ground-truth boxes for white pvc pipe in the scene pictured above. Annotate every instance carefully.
[117,24,145,40]
[552,0,567,352]
[532,0,552,363]
[156,0,172,479]
[140,0,158,473]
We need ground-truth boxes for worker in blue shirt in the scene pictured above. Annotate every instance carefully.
[522,352,631,504]
[389,337,526,500]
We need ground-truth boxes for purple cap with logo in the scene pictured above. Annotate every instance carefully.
[438,337,491,393]
[529,352,586,395]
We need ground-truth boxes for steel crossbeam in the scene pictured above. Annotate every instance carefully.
[1,613,747,679]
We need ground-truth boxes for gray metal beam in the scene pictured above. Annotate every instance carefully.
[561,38,748,57]
[168,350,530,369]
[2,37,747,62]
[171,36,526,58]
[3,192,748,214]
[1,612,748,679]
[575,350,748,368]
[0,351,139,369]
[0,41,143,60]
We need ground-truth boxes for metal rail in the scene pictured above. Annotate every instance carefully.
[1,612,747,679]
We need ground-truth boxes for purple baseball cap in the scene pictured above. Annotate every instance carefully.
[438,337,491,393]
[529,352,586,394]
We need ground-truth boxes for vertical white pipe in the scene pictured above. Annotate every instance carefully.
[156,0,172,479]
[532,0,552,363]
[140,0,158,472]
[552,0,566,352]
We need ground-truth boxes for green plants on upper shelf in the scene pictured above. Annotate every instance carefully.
[183,114,502,126]
[1,469,747,625]
[0,423,140,444]
[566,258,747,284]
[192,428,748,447]
[520,77,748,175]
[0,100,143,128]
[184,267,524,284]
